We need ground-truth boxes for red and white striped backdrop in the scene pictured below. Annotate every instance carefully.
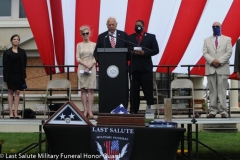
[22,0,240,77]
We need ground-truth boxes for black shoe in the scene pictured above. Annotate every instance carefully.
[207,114,216,118]
[221,114,228,118]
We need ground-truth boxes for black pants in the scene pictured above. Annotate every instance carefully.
[130,71,154,113]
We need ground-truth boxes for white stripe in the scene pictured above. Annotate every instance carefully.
[62,0,76,71]
[148,0,181,71]
[47,0,60,73]
[46,0,53,42]
[230,40,237,74]
[98,0,128,34]
[173,0,233,73]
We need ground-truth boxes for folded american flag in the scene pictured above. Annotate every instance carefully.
[110,104,129,114]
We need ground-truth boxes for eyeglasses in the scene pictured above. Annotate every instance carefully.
[82,32,89,36]
[212,26,220,28]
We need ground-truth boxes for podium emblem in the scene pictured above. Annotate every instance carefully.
[107,65,119,78]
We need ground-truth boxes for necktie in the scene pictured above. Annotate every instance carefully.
[110,33,115,48]
[215,36,218,49]
[137,35,140,46]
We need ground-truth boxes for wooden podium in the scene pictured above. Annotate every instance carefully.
[97,48,129,113]
[97,113,145,126]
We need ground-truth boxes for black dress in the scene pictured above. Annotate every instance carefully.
[7,51,23,90]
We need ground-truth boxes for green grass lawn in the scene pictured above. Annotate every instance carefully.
[0,133,46,155]
[0,132,240,159]
[177,132,240,160]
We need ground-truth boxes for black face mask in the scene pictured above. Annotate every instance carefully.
[135,26,143,34]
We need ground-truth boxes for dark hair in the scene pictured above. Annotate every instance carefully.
[136,20,144,26]
[10,34,20,41]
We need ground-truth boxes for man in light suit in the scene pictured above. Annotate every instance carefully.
[234,39,240,79]
[94,17,128,61]
[203,22,232,118]
[128,20,159,114]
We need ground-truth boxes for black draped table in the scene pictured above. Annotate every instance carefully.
[43,125,185,160]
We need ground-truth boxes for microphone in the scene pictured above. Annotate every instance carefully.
[104,34,109,53]
[108,33,151,51]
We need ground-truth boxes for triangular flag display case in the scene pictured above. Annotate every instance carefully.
[44,101,93,126]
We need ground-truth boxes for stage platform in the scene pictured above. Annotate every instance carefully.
[1,116,240,159]
[1,116,240,132]
[0,118,43,125]
[157,117,240,124]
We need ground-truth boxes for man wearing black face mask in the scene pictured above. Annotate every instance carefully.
[203,21,232,118]
[128,20,159,114]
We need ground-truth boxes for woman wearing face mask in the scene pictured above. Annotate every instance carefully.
[3,34,27,119]
[76,26,96,119]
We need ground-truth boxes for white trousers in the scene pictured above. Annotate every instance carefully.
[207,72,228,115]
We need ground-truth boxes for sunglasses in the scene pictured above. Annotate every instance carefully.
[212,26,220,28]
[82,32,89,36]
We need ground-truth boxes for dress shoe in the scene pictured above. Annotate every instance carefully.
[14,117,20,119]
[207,114,216,118]
[88,115,94,119]
[195,113,200,118]
[9,114,14,119]
[221,113,228,118]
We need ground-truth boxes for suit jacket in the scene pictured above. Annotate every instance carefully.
[129,32,159,72]
[234,39,240,72]
[3,47,27,82]
[203,35,232,75]
[94,30,128,61]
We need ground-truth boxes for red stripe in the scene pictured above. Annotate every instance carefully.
[191,0,240,75]
[22,0,55,74]
[157,0,207,73]
[74,0,100,72]
[229,73,237,80]
[50,0,65,73]
[124,0,154,34]
[189,57,205,75]
[108,141,110,159]
[221,0,240,47]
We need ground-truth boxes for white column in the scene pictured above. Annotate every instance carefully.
[230,80,239,110]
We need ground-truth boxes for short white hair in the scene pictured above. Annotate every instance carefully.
[107,17,117,24]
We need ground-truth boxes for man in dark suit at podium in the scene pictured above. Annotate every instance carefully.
[94,17,129,111]
[129,20,159,114]
[94,17,128,61]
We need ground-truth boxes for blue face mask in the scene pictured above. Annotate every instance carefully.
[212,26,221,36]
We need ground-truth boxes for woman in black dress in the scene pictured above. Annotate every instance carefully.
[3,34,27,118]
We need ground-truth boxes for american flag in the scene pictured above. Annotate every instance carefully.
[53,106,81,121]
[22,0,240,77]
[47,103,89,125]
[104,140,119,160]
[111,104,129,114]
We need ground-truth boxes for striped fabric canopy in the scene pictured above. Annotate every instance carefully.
[22,0,240,78]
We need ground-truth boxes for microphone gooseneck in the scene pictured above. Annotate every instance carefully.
[108,34,151,51]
